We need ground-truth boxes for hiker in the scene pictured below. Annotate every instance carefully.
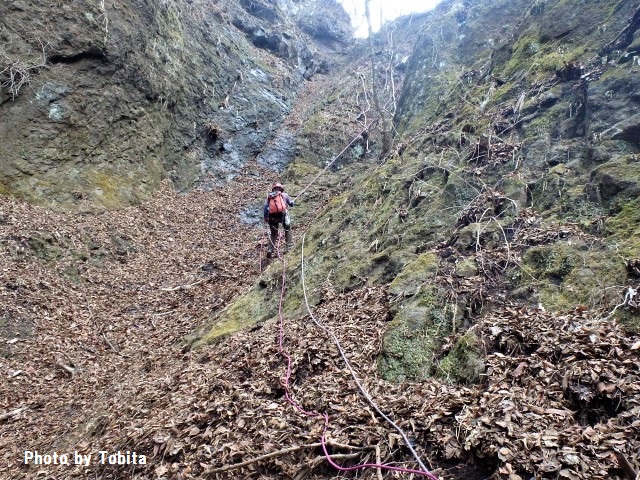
[263,182,294,257]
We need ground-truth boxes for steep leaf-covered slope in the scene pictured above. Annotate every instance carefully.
[197,0,640,475]
[2,0,640,479]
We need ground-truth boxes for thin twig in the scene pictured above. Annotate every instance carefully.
[85,294,129,357]
[56,361,76,377]
[161,277,210,291]
[605,286,638,319]
[102,332,129,358]
[310,453,360,462]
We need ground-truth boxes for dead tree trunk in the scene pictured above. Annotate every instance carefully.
[364,0,392,156]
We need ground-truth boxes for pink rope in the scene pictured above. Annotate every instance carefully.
[321,420,438,478]
[273,232,440,479]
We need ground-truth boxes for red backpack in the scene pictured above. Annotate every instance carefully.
[268,192,287,214]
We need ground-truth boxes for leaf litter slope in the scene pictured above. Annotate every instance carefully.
[1,179,640,478]
[0,170,264,478]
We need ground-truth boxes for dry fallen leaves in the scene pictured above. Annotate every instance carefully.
[2,169,640,480]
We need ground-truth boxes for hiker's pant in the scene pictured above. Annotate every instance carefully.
[268,213,291,252]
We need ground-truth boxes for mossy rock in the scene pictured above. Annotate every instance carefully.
[500,176,528,213]
[378,304,441,382]
[516,241,628,311]
[521,102,567,138]
[456,257,478,278]
[496,32,574,82]
[0,181,11,196]
[600,198,640,328]
[443,173,479,207]
[388,252,440,296]
[456,221,504,251]
[193,286,276,346]
[28,232,67,261]
[370,248,418,287]
[436,332,485,384]
[604,198,640,245]
[378,286,457,381]
[590,155,640,202]
[556,187,606,227]
[284,160,321,185]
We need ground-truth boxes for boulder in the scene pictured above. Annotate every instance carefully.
[603,113,640,145]
[590,155,640,200]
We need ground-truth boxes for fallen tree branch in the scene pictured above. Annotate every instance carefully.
[616,451,638,480]
[0,406,28,422]
[56,361,76,377]
[209,441,369,473]
[310,452,360,463]
[375,445,383,480]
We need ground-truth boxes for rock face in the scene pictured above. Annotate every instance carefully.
[5,3,640,479]
[0,0,352,209]
[196,0,640,383]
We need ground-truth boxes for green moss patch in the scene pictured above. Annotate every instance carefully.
[605,198,640,242]
[378,286,457,381]
[591,155,640,202]
[194,286,276,346]
[517,241,627,311]
[436,332,485,384]
[389,252,440,296]
[378,304,441,381]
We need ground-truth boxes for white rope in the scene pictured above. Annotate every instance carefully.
[293,119,379,202]
[300,233,432,475]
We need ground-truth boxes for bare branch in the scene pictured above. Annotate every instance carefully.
[0,41,48,99]
[209,441,370,473]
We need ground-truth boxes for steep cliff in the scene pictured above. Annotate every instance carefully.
[0,0,351,209]
[197,0,640,473]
